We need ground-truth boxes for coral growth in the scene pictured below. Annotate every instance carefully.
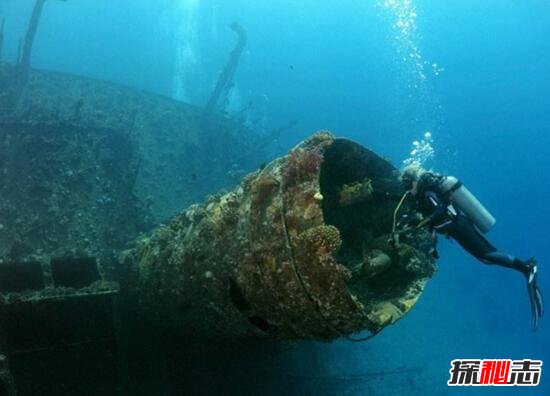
[396,242,435,278]
[338,178,373,206]
[127,130,435,341]
[283,147,323,186]
[298,225,342,255]
[250,174,278,207]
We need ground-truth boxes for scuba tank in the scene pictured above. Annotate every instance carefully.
[439,176,496,233]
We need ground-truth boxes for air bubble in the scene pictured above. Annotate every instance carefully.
[403,131,435,168]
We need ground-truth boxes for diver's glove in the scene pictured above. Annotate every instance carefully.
[525,258,544,331]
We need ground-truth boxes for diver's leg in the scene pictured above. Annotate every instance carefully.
[447,215,543,329]
[446,215,525,272]
[445,214,499,263]
[482,251,530,274]
[484,253,544,327]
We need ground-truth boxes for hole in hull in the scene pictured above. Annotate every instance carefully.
[50,257,100,288]
[228,278,270,333]
[0,261,44,293]
[229,278,252,312]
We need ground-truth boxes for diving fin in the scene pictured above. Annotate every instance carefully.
[525,259,544,331]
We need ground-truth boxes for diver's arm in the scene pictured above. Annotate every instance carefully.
[419,191,448,227]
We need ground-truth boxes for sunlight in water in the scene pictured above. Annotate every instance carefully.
[378,0,443,89]
[172,0,202,103]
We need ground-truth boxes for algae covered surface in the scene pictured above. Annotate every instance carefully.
[127,131,437,341]
[0,62,438,395]
[0,63,270,395]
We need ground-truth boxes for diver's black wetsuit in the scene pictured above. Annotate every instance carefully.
[414,172,543,329]
[416,173,527,273]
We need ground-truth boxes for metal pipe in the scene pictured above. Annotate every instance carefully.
[124,131,436,341]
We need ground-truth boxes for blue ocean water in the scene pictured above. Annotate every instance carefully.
[1,0,549,395]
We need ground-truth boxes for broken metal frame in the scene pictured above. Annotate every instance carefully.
[204,22,248,116]
[0,255,119,392]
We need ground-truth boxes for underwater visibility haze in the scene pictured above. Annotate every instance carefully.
[0,0,549,395]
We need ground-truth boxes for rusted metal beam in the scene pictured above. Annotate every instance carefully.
[19,0,46,75]
[204,22,248,116]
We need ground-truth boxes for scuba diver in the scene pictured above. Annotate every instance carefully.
[399,165,544,330]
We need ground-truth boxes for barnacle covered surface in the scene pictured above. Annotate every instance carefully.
[127,131,437,341]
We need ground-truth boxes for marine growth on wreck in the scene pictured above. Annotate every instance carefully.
[0,3,440,393]
[126,131,437,341]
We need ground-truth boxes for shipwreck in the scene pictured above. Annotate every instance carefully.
[125,131,436,341]
[0,2,437,393]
